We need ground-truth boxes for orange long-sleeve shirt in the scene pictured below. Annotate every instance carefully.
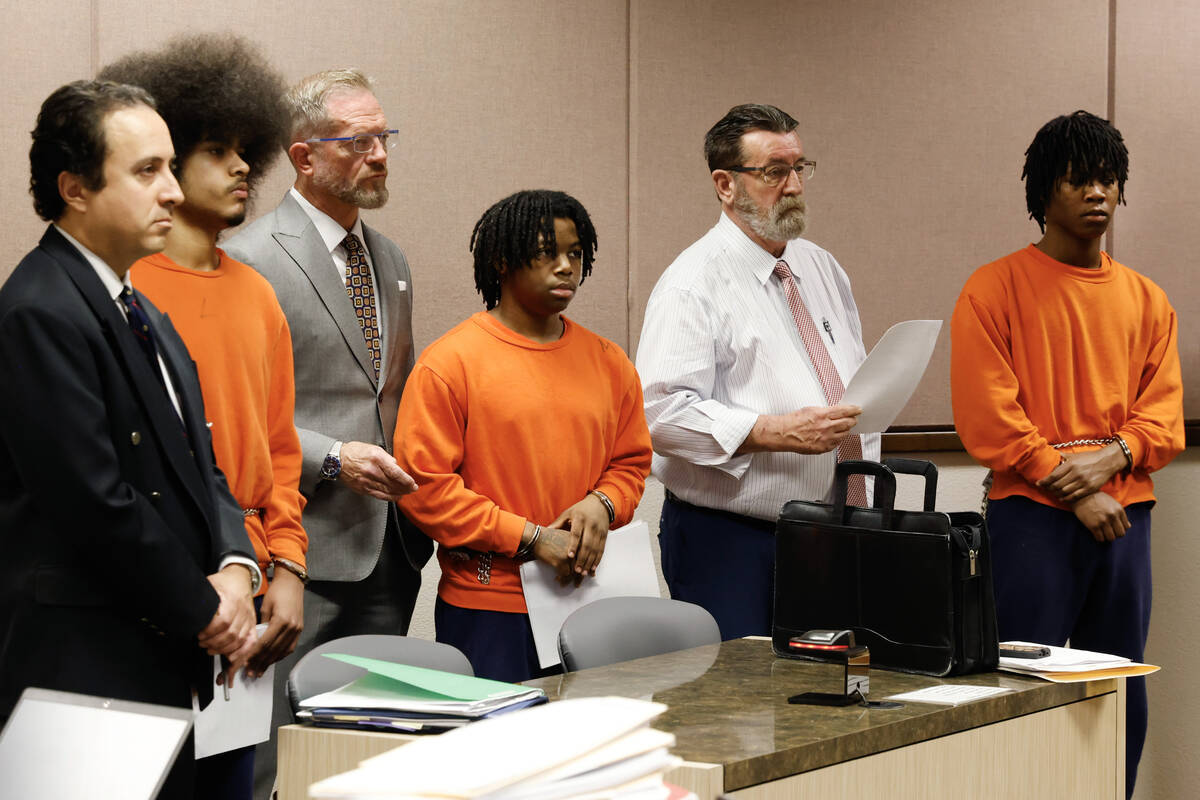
[397,312,652,613]
[950,244,1184,509]
[132,250,307,589]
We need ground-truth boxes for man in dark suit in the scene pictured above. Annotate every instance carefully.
[0,80,261,798]
[223,68,431,798]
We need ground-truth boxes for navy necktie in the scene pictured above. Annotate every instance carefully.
[119,286,165,388]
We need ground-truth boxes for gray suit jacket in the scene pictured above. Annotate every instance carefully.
[224,192,432,581]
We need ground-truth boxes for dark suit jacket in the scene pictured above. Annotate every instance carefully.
[0,226,254,723]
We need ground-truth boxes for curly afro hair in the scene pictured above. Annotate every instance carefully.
[98,33,288,188]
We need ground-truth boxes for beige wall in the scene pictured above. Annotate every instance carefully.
[0,1,1195,797]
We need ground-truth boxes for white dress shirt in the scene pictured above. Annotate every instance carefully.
[636,212,880,521]
[55,225,185,418]
[289,187,387,351]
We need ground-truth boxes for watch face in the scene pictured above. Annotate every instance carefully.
[321,455,340,479]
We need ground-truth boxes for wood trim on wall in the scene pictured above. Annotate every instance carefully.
[881,421,1200,453]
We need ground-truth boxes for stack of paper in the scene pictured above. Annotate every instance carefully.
[297,655,546,733]
[309,696,681,800]
[997,642,1160,683]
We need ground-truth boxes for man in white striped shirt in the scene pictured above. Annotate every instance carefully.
[636,103,880,640]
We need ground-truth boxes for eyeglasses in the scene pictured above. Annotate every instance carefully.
[305,130,400,153]
[725,160,817,186]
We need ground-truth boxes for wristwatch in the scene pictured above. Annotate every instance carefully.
[320,441,343,482]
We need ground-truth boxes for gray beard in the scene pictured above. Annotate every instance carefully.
[734,185,807,241]
[313,167,389,210]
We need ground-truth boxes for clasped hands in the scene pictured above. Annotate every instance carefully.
[527,493,611,586]
[196,563,257,690]
[1037,444,1130,542]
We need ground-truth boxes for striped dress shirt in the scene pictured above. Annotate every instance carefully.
[636,212,880,521]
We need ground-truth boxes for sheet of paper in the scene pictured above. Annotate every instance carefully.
[842,319,942,433]
[193,624,274,759]
[998,642,1130,672]
[886,684,1012,706]
[520,520,662,669]
[309,697,668,799]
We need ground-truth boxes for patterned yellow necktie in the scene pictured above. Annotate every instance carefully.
[342,233,380,376]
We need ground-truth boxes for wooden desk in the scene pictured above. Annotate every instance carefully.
[278,638,1124,799]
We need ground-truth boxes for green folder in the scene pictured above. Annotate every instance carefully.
[316,653,541,704]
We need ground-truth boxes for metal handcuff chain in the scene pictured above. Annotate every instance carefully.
[980,437,1120,516]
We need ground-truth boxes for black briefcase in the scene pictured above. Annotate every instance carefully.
[772,458,999,676]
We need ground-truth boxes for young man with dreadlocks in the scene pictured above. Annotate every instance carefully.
[395,190,651,682]
[100,36,305,798]
[951,110,1183,797]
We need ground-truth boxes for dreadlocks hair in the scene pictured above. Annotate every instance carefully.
[470,190,598,311]
[97,33,288,190]
[1022,110,1129,232]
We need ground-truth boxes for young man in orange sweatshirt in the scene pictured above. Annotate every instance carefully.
[100,36,306,798]
[396,190,652,682]
[950,111,1184,798]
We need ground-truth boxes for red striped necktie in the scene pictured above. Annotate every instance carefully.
[772,259,868,506]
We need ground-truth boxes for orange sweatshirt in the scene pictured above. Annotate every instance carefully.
[132,250,307,588]
[950,244,1184,509]
[396,312,652,613]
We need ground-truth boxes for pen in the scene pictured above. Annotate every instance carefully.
[221,655,231,701]
[822,317,836,345]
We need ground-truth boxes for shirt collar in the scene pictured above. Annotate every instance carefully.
[54,224,131,300]
[289,187,367,253]
[715,211,793,286]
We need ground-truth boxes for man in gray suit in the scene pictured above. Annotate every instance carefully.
[223,68,432,798]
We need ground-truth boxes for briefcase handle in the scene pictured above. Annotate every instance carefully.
[882,458,939,512]
[833,460,897,525]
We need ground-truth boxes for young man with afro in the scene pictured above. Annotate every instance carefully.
[395,190,652,682]
[950,110,1184,798]
[99,35,305,798]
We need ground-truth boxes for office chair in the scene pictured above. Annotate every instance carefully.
[556,596,721,671]
[286,634,474,717]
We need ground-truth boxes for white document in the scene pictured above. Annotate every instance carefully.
[886,684,1013,706]
[312,696,668,798]
[997,642,1135,674]
[193,623,274,759]
[520,520,661,669]
[842,319,942,433]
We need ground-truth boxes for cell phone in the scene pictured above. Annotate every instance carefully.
[999,643,1050,659]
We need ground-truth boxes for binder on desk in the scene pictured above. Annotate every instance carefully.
[297,654,546,733]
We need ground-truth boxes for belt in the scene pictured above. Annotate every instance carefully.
[663,489,776,532]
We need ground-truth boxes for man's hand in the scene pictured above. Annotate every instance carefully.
[531,525,583,586]
[1038,443,1126,503]
[244,568,305,678]
[738,405,862,455]
[1073,491,1131,542]
[549,493,610,576]
[197,565,256,659]
[338,441,418,501]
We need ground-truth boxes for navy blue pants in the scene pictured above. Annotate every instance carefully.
[434,597,561,684]
[658,495,777,640]
[988,496,1152,799]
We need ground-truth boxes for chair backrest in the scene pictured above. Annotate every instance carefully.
[287,634,474,717]
[557,596,721,672]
